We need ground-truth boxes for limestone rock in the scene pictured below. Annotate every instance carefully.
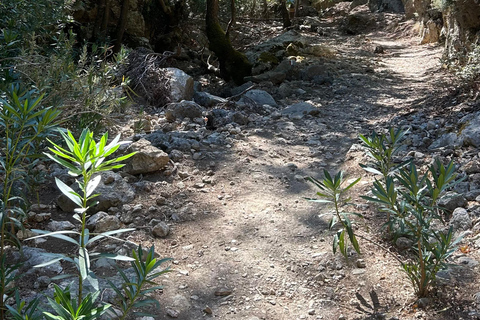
[152,221,170,238]
[241,89,277,107]
[95,215,122,233]
[22,247,63,274]
[437,192,468,213]
[123,138,170,175]
[164,68,194,102]
[86,211,108,231]
[450,207,472,231]
[57,171,135,213]
[165,100,204,122]
[193,92,227,108]
[341,8,377,35]
[47,220,75,231]
[282,102,320,119]
[429,132,463,149]
[420,19,442,44]
[459,112,480,147]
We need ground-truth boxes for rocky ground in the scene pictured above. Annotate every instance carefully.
[12,6,480,320]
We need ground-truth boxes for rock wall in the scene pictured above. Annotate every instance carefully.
[442,0,480,63]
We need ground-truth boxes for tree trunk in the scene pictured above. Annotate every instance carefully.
[262,0,269,19]
[102,0,110,35]
[279,0,291,28]
[226,0,236,37]
[250,0,257,18]
[113,0,129,53]
[294,0,299,18]
[206,0,252,84]
[93,0,106,39]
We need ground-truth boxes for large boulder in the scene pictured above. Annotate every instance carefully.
[57,171,135,213]
[123,138,170,175]
[164,68,194,102]
[341,8,377,34]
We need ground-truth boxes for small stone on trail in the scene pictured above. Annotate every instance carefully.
[203,306,213,314]
[356,259,366,268]
[166,308,179,318]
[152,221,170,238]
[214,288,233,296]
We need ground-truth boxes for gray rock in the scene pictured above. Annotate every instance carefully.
[247,71,286,85]
[231,81,254,96]
[450,207,472,231]
[165,100,204,122]
[123,138,170,175]
[302,64,328,81]
[22,247,63,274]
[459,112,480,147]
[169,149,184,162]
[462,160,480,174]
[152,221,170,238]
[281,102,320,119]
[169,137,192,152]
[395,237,413,250]
[119,209,134,224]
[454,182,470,194]
[193,91,227,108]
[163,68,194,102]
[465,189,480,201]
[241,89,277,107]
[435,269,452,286]
[55,171,136,213]
[47,220,75,231]
[95,215,122,233]
[429,132,463,149]
[457,256,479,267]
[231,112,249,125]
[86,211,108,230]
[437,192,468,213]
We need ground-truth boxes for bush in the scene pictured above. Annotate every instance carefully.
[360,129,462,297]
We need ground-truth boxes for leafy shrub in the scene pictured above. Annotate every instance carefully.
[361,129,462,297]
[306,171,361,259]
[25,129,171,319]
[0,85,61,319]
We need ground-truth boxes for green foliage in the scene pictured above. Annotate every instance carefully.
[29,129,137,303]
[457,44,480,82]
[306,171,361,259]
[0,255,23,318]
[43,284,110,320]
[0,0,131,137]
[361,128,462,297]
[0,85,61,319]
[5,291,42,320]
[23,129,169,319]
[359,127,409,179]
[107,246,172,319]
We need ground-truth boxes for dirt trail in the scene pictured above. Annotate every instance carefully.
[151,22,469,320]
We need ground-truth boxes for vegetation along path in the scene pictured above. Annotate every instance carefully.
[8,9,480,320]
[143,17,478,320]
